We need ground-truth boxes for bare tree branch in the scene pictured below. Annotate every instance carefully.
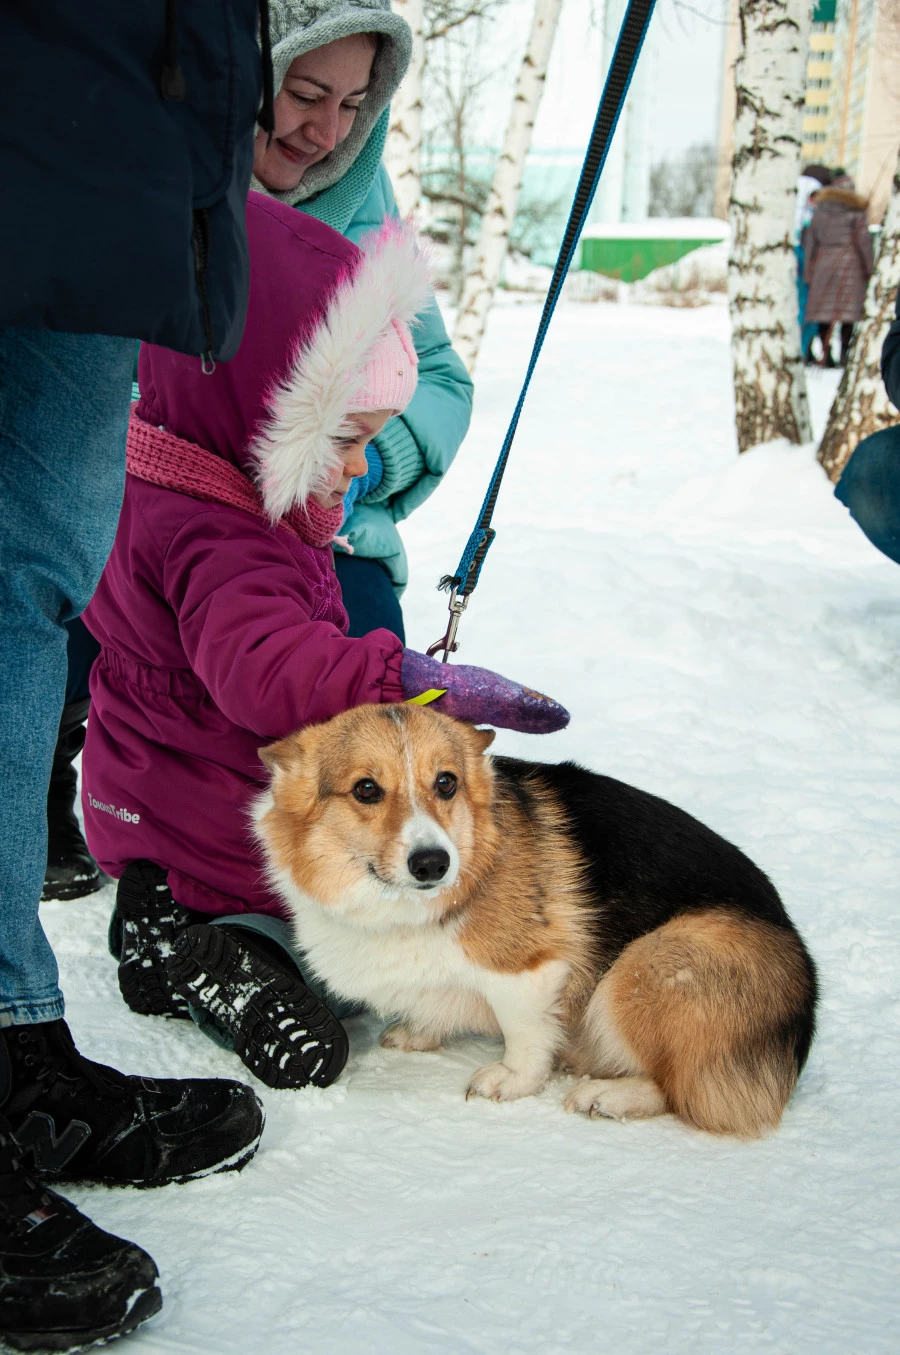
[424,0,506,42]
[650,142,719,216]
[422,185,487,213]
[453,0,564,371]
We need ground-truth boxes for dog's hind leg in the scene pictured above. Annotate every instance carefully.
[564,1075,667,1121]
[566,909,815,1137]
[563,980,666,1121]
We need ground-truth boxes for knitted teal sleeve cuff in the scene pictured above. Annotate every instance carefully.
[367,415,426,503]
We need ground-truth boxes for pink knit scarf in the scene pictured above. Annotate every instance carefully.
[126,414,344,549]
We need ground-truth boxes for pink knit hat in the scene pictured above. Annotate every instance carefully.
[354,317,419,414]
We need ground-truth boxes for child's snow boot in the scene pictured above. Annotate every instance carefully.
[42,699,103,902]
[113,860,199,1018]
[0,1118,162,1351]
[167,924,349,1091]
[0,1019,264,1188]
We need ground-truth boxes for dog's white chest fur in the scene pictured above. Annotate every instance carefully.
[283,880,475,1017]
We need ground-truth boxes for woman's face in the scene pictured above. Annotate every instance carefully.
[254,35,377,192]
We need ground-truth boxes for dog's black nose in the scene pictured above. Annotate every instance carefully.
[408,847,450,884]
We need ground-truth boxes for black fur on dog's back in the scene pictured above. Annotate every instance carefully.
[492,757,818,1073]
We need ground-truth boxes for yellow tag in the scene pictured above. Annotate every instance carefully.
[405,689,448,706]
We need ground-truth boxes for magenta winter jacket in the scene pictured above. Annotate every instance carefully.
[82,195,405,919]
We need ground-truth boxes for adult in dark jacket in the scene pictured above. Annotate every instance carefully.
[803,173,874,366]
[0,3,268,1348]
[833,287,900,565]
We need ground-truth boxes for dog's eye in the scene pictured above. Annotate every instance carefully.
[352,779,384,804]
[435,772,457,799]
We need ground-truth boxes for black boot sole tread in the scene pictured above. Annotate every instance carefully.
[115,862,195,1019]
[168,925,348,1091]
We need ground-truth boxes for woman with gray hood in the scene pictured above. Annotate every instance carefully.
[251,0,473,628]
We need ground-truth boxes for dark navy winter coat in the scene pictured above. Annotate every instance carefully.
[0,0,263,361]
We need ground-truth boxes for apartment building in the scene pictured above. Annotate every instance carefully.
[801,0,837,159]
[716,0,899,221]
[824,0,900,217]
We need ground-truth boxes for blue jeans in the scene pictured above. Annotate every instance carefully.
[0,328,132,1026]
[835,425,900,567]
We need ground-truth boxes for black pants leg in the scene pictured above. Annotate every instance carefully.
[44,620,103,900]
[839,322,854,366]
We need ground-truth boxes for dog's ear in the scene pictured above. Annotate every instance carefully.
[258,731,305,775]
[469,726,496,754]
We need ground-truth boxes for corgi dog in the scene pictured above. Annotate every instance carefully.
[253,704,817,1137]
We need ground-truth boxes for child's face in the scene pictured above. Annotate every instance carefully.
[313,410,393,509]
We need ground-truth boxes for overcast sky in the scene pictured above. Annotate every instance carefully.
[469,0,731,164]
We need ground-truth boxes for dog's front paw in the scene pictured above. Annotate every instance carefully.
[563,1076,666,1122]
[466,1061,545,1103]
[380,1022,442,1052]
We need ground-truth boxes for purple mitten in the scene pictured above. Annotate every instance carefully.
[400,649,570,734]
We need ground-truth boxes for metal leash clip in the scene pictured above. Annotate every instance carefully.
[426,586,468,663]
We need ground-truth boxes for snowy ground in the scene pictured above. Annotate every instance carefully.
[46,300,900,1353]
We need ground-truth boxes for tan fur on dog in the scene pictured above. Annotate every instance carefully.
[565,911,812,1136]
[254,704,814,1136]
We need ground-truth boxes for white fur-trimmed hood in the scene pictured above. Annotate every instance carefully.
[251,220,432,522]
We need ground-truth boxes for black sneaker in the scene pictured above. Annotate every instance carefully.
[0,1122,161,1351]
[114,861,199,1018]
[43,700,103,903]
[168,925,349,1091]
[0,1020,264,1189]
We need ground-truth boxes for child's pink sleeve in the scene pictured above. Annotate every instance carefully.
[162,511,405,739]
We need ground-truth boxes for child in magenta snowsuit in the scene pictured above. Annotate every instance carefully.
[82,192,568,1090]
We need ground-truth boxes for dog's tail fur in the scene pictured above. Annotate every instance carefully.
[571,909,817,1137]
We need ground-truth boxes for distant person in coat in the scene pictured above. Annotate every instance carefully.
[834,288,900,565]
[803,171,874,367]
[795,163,832,362]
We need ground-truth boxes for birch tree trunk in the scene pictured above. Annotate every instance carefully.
[817,149,900,483]
[452,0,563,373]
[385,0,426,218]
[728,0,813,452]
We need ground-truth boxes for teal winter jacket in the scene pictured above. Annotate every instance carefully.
[300,118,473,593]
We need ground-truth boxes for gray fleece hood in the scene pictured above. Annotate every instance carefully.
[253,0,412,205]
